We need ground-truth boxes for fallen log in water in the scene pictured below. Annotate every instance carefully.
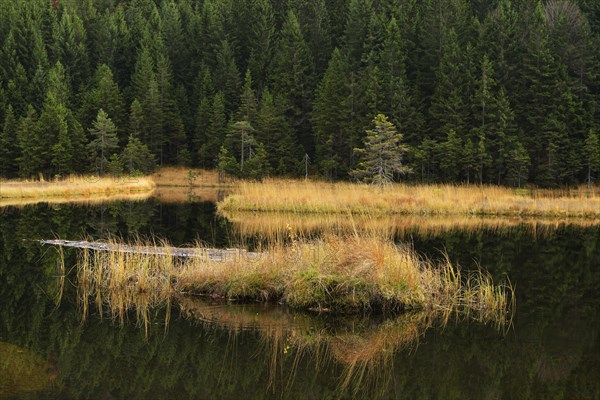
[40,239,260,262]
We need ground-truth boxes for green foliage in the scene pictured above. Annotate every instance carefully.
[0,105,18,177]
[351,114,410,186]
[0,0,598,186]
[88,109,119,175]
[584,129,600,187]
[122,132,156,174]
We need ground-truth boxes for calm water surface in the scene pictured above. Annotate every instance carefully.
[1,198,599,399]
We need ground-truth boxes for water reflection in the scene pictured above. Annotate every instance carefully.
[177,298,441,395]
[0,200,599,399]
[222,210,600,240]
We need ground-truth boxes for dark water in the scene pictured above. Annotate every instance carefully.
[1,200,599,399]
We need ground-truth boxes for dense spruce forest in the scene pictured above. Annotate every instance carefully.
[1,0,600,186]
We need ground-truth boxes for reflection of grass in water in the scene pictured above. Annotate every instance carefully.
[67,232,512,395]
[169,298,477,397]
[0,175,155,200]
[70,233,512,397]
[0,191,153,208]
[222,210,600,241]
[218,179,600,217]
[72,234,513,322]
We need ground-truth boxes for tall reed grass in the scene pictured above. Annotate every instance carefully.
[218,179,600,218]
[73,234,513,321]
[66,234,513,396]
[0,175,155,200]
[152,167,236,187]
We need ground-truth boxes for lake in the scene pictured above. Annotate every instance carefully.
[1,196,599,399]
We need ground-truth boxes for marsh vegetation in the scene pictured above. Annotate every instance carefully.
[219,179,600,217]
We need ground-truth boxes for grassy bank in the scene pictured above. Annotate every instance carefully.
[74,234,512,320]
[0,175,155,200]
[218,179,600,217]
[152,167,236,187]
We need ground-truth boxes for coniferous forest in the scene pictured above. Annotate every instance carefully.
[1,0,600,187]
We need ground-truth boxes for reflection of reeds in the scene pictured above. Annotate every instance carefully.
[222,210,600,240]
[70,234,512,324]
[0,175,155,206]
[176,299,462,397]
[0,191,153,208]
[66,232,513,397]
[219,179,600,217]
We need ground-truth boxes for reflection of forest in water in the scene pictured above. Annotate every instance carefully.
[0,200,599,399]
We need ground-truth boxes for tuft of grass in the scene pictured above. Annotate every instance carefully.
[0,175,155,202]
[218,179,600,218]
[70,234,513,323]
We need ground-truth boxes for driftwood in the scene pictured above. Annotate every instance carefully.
[40,240,261,262]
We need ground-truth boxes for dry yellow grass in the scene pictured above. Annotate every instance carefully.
[222,210,600,239]
[72,234,512,319]
[152,167,236,187]
[0,175,155,200]
[219,179,600,217]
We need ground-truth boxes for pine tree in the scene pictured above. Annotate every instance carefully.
[506,138,531,188]
[51,114,73,176]
[80,64,126,141]
[438,129,464,182]
[129,98,144,136]
[255,89,297,175]
[156,53,186,163]
[270,11,315,155]
[52,10,90,91]
[198,92,227,168]
[342,0,374,72]
[238,69,258,124]
[122,132,156,174]
[0,105,17,177]
[214,39,241,113]
[379,17,422,144]
[312,48,352,178]
[429,28,468,139]
[88,109,119,175]
[351,114,411,186]
[242,142,271,180]
[583,129,600,187]
[16,105,43,178]
[292,0,333,76]
[247,0,275,92]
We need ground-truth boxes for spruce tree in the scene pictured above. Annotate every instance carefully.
[0,105,17,177]
[214,39,241,113]
[584,129,600,187]
[122,132,156,175]
[52,10,90,91]
[351,114,411,186]
[80,64,126,141]
[429,28,468,139]
[312,48,352,178]
[88,109,119,175]
[16,105,43,178]
[247,0,275,92]
[379,17,422,144]
[198,92,227,168]
[270,11,315,155]
[255,89,297,175]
